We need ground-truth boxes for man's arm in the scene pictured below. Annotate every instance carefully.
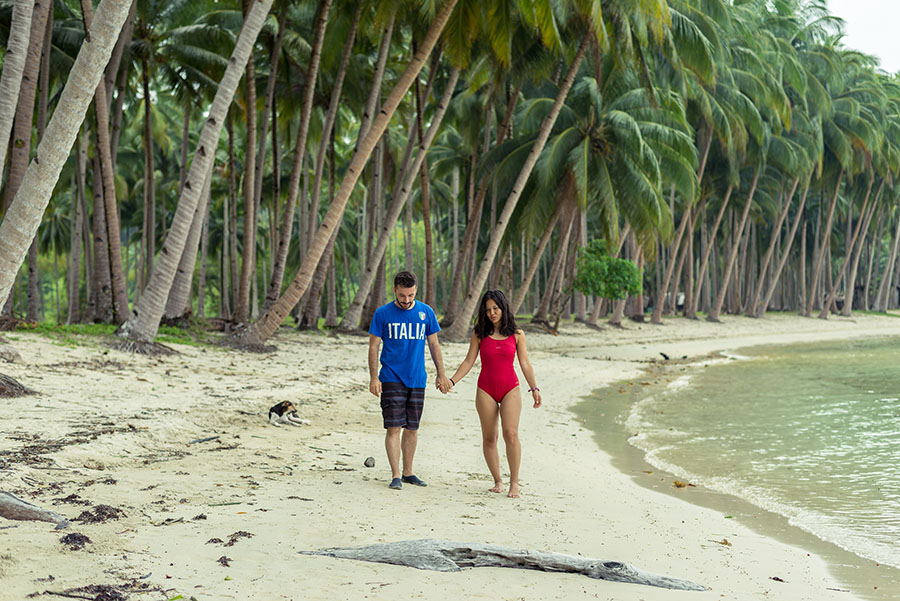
[368,334,382,397]
[426,333,451,393]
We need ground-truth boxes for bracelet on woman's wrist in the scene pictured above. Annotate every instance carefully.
[449,378,455,387]
[528,386,540,392]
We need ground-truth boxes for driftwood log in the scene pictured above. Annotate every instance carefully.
[300,539,706,591]
[0,491,69,529]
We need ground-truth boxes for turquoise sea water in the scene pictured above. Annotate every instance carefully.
[625,337,900,571]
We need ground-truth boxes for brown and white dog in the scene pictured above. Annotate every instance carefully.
[268,401,310,427]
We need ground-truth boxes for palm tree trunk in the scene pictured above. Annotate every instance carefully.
[306,3,363,247]
[756,173,811,317]
[443,32,590,341]
[140,56,156,288]
[337,67,461,330]
[415,72,437,308]
[0,0,132,309]
[263,0,333,310]
[163,161,214,319]
[105,0,135,165]
[81,0,132,323]
[241,0,459,346]
[252,6,287,212]
[67,136,86,324]
[0,0,34,189]
[234,0,260,323]
[708,171,759,322]
[533,201,576,325]
[651,192,691,323]
[441,82,521,326]
[197,187,211,319]
[510,199,565,315]
[747,176,800,316]
[117,0,275,345]
[0,0,50,315]
[841,181,882,316]
[863,205,886,311]
[818,175,875,319]
[686,186,732,318]
[803,170,844,316]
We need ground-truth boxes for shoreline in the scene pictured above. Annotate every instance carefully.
[574,343,900,600]
[2,312,900,600]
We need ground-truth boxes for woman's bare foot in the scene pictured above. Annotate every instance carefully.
[507,483,520,498]
[489,482,504,493]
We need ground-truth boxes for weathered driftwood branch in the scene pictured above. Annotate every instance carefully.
[0,491,69,529]
[300,539,706,591]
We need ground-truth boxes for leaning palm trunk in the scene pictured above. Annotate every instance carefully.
[0,0,132,307]
[686,185,732,319]
[510,199,566,315]
[337,67,461,331]
[803,169,844,316]
[163,163,214,319]
[841,181,882,316]
[116,0,275,346]
[440,84,521,327]
[818,176,875,319]
[263,0,333,310]
[756,173,811,317]
[82,0,131,323]
[0,0,33,185]
[239,1,459,346]
[707,171,759,322]
[442,33,590,341]
[747,176,800,316]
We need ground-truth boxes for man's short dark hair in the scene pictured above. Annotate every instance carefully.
[394,271,417,289]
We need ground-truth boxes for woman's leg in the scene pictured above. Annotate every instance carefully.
[475,388,503,492]
[499,387,523,497]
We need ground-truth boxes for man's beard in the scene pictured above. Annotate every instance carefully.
[397,300,413,308]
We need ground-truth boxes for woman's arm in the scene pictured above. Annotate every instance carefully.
[448,332,480,388]
[515,330,542,408]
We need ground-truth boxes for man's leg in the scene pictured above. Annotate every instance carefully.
[401,428,418,477]
[385,427,402,479]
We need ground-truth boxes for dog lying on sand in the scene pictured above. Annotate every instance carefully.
[268,401,310,427]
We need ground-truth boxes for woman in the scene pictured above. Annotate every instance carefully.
[448,290,542,498]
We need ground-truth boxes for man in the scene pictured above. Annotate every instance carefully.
[368,271,451,489]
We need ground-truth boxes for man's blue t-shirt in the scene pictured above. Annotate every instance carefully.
[369,300,440,388]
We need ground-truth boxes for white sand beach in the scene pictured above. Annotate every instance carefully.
[2,313,900,600]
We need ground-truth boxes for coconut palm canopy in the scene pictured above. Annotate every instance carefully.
[0,0,899,344]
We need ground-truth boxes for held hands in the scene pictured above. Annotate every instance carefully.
[369,379,382,397]
[435,374,452,394]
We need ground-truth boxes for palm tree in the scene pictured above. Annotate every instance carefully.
[0,0,33,187]
[0,0,134,308]
[116,0,275,347]
[236,0,459,347]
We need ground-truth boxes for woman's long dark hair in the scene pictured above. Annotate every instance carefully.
[474,290,518,339]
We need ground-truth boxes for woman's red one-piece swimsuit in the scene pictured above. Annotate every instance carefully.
[477,335,519,403]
